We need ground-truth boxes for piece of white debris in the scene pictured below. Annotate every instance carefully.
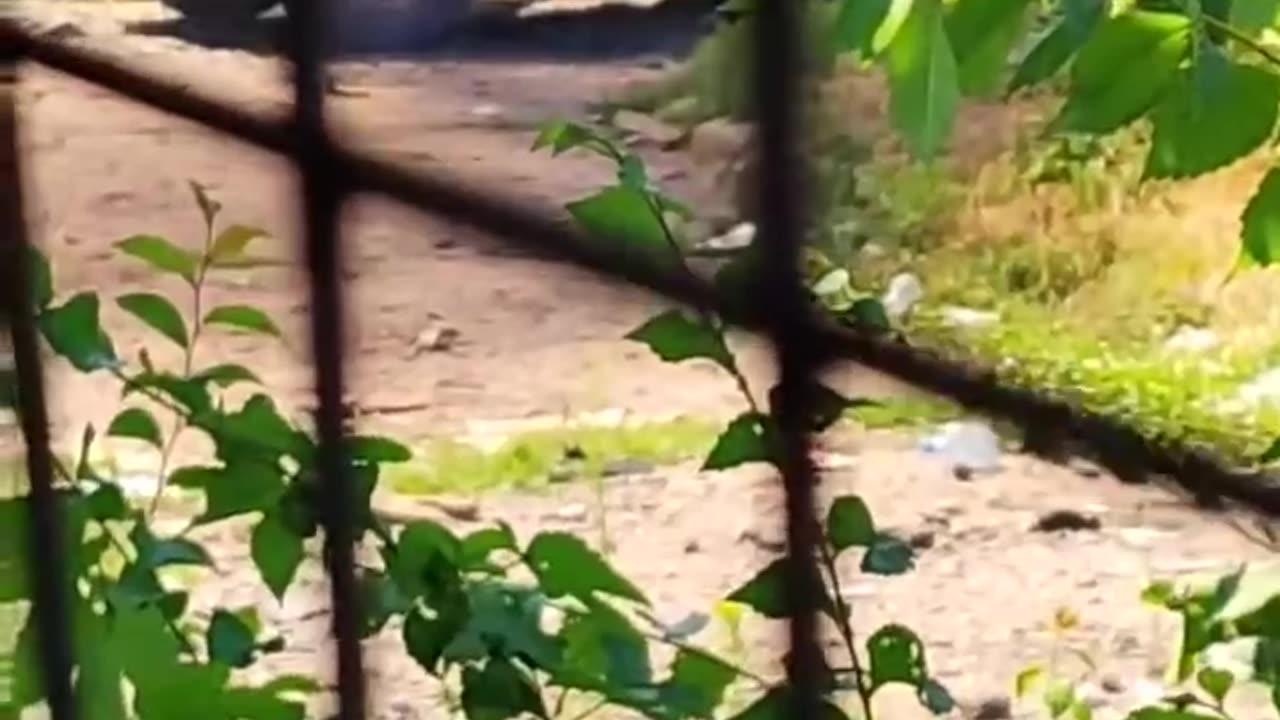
[700,222,756,253]
[1162,325,1219,354]
[1225,366,1280,411]
[550,503,589,523]
[919,420,1002,474]
[881,272,923,320]
[411,315,461,355]
[939,305,998,329]
[469,103,504,119]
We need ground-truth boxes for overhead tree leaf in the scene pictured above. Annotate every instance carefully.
[209,225,267,266]
[107,407,165,449]
[883,0,961,159]
[1145,49,1280,179]
[1242,168,1280,266]
[117,292,190,349]
[40,292,118,372]
[1053,10,1192,133]
[566,186,675,261]
[826,495,876,551]
[115,235,199,284]
[203,305,283,339]
[945,0,1034,97]
[625,309,734,369]
[252,510,305,601]
[526,531,647,604]
[703,413,777,471]
[1008,0,1106,93]
[833,0,893,57]
[460,658,547,720]
[207,609,257,668]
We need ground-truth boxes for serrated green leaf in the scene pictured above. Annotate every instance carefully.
[207,609,257,668]
[204,305,282,338]
[1054,11,1192,133]
[833,0,893,56]
[884,0,960,159]
[40,292,118,372]
[566,185,674,258]
[867,624,929,690]
[1196,666,1234,704]
[526,531,647,604]
[117,292,189,349]
[626,309,733,369]
[115,234,199,284]
[1242,168,1280,266]
[107,407,164,449]
[1145,50,1280,179]
[703,412,777,471]
[827,495,876,550]
[252,511,304,601]
[862,534,915,575]
[1008,0,1105,93]
[945,0,1033,97]
[461,658,546,720]
[209,225,267,266]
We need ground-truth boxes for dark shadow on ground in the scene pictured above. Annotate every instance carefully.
[124,0,722,61]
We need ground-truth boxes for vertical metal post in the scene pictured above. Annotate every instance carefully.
[0,49,77,720]
[281,2,366,719]
[752,0,827,717]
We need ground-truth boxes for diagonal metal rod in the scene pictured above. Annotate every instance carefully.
[5,22,1280,520]
[0,50,77,720]
[751,0,828,717]
[280,2,366,718]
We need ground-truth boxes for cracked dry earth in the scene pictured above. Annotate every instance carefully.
[3,4,1279,719]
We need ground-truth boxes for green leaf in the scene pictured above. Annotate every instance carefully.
[445,584,560,670]
[560,601,652,688]
[1196,666,1234,704]
[117,292,190,349]
[1008,0,1105,93]
[1014,664,1044,697]
[173,462,286,524]
[461,658,546,720]
[207,609,257,668]
[703,412,777,471]
[844,297,892,333]
[461,524,518,571]
[124,372,212,415]
[40,292,118,372]
[827,495,876,551]
[209,225,267,266]
[252,511,305,601]
[204,305,282,338]
[107,407,164,449]
[883,0,961,159]
[862,534,916,575]
[85,483,127,521]
[1242,168,1280,266]
[115,234,198,284]
[917,678,956,715]
[662,649,738,717]
[1045,680,1075,717]
[533,120,616,158]
[1263,437,1280,463]
[392,521,462,598]
[566,186,674,258]
[768,382,869,432]
[1128,709,1221,720]
[404,599,468,676]
[526,531,647,604]
[867,624,929,690]
[726,559,791,619]
[833,0,893,56]
[358,570,412,638]
[1054,11,1192,133]
[1145,50,1280,179]
[625,309,734,369]
[945,0,1033,97]
[192,363,261,388]
[347,435,412,464]
[131,523,213,569]
[1231,0,1280,34]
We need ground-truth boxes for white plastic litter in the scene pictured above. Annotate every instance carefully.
[919,420,1002,473]
[939,305,998,329]
[881,273,923,320]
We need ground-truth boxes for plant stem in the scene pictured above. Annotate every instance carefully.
[1201,14,1280,70]
[815,540,875,720]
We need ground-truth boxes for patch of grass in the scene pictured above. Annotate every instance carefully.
[385,416,720,496]
[847,395,962,430]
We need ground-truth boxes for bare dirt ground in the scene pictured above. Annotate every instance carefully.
[4,4,1280,719]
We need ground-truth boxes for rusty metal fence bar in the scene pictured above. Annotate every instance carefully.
[4,3,1280,720]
